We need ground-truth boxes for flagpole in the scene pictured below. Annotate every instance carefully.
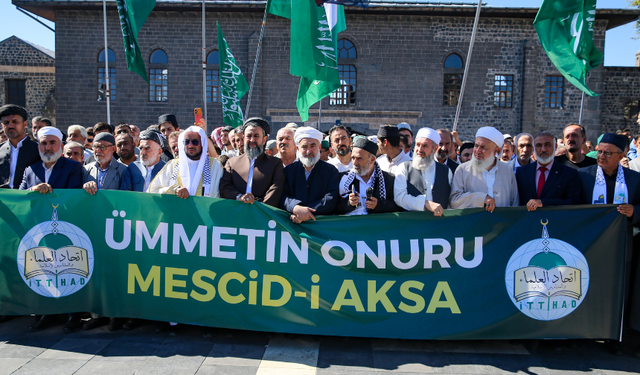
[578,91,585,125]
[452,1,482,133]
[202,0,208,129]
[318,99,322,129]
[245,6,268,118]
[102,0,111,124]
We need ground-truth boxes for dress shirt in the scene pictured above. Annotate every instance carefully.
[9,137,26,188]
[535,160,553,193]
[482,164,498,198]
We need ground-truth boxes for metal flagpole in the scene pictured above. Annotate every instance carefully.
[102,0,111,124]
[578,91,585,125]
[318,100,322,129]
[452,1,482,133]
[202,0,208,128]
[245,6,269,118]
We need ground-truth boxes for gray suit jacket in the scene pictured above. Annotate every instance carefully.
[83,158,127,190]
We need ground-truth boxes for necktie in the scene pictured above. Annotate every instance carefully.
[537,166,547,198]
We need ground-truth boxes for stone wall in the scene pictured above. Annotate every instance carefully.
[602,67,640,134]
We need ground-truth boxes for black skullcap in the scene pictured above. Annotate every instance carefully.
[158,113,178,129]
[222,125,233,132]
[242,117,271,137]
[460,141,474,153]
[600,133,629,152]
[94,132,116,145]
[377,125,400,140]
[139,129,166,149]
[353,136,378,156]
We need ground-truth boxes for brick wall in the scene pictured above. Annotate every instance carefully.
[602,67,640,134]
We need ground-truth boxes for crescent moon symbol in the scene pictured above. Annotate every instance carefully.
[52,204,59,209]
[540,219,549,226]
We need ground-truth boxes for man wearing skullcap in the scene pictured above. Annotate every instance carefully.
[376,125,412,175]
[327,124,353,173]
[458,141,474,163]
[450,126,519,212]
[336,136,400,215]
[397,122,414,156]
[516,131,581,211]
[158,113,180,139]
[265,140,278,156]
[556,124,596,169]
[320,139,331,161]
[280,127,340,223]
[148,126,223,198]
[507,133,534,174]
[220,118,285,207]
[121,129,167,192]
[394,127,452,215]
[0,104,41,189]
[436,129,460,173]
[83,132,127,194]
[276,126,297,167]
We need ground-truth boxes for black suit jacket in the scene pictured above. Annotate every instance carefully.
[443,158,458,174]
[280,159,340,215]
[0,137,41,189]
[335,168,400,214]
[516,161,581,207]
[19,157,83,190]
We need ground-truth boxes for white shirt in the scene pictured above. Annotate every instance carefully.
[342,173,375,216]
[9,137,26,189]
[535,160,553,192]
[394,162,453,211]
[377,150,412,175]
[328,157,353,173]
[482,164,498,198]
[246,158,256,194]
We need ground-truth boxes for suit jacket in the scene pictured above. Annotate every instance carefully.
[83,157,128,190]
[335,168,400,214]
[220,153,285,207]
[120,160,166,192]
[18,157,83,190]
[280,159,340,215]
[578,165,640,226]
[443,158,459,174]
[516,161,581,207]
[0,137,41,189]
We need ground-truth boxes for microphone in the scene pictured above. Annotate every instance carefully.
[366,187,374,201]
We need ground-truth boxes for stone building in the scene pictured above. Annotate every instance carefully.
[0,35,56,124]
[12,0,640,140]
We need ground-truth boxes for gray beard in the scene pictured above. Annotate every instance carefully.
[411,153,434,171]
[245,143,263,159]
[354,163,373,177]
[142,154,159,167]
[470,154,495,173]
[40,148,63,164]
[297,150,320,168]
[535,152,555,165]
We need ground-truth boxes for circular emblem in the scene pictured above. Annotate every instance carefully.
[16,205,94,298]
[505,220,590,321]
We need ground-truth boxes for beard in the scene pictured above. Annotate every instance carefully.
[40,148,63,164]
[353,162,373,177]
[470,154,495,173]
[141,153,159,167]
[334,145,349,157]
[535,151,555,165]
[297,150,320,168]
[245,142,264,159]
[412,152,435,171]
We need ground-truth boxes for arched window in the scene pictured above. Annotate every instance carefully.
[149,49,168,102]
[330,39,357,106]
[443,53,463,106]
[97,48,116,101]
[206,50,220,103]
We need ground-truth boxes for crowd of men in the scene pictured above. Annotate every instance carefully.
[1,103,640,357]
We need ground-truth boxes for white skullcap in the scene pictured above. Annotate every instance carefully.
[415,127,440,145]
[294,126,323,145]
[38,126,63,142]
[476,126,504,149]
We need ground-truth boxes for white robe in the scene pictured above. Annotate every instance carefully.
[449,158,519,208]
[148,157,224,197]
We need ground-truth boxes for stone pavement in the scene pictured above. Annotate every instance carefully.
[1,316,640,375]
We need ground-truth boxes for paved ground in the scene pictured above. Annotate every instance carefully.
[1,316,640,375]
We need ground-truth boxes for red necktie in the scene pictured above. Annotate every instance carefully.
[537,166,547,198]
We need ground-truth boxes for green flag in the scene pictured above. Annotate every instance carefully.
[217,22,250,128]
[115,0,156,83]
[533,0,603,96]
[266,0,291,19]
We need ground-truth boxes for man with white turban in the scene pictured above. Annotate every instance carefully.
[148,126,223,198]
[279,126,340,223]
[450,126,519,212]
[394,127,453,215]
[19,126,83,193]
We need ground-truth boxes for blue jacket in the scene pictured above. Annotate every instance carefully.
[120,160,166,192]
[515,161,581,207]
[19,157,83,190]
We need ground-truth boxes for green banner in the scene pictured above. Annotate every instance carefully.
[0,190,626,340]
[116,0,156,83]
[217,22,249,128]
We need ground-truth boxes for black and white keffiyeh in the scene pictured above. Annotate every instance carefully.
[341,162,387,200]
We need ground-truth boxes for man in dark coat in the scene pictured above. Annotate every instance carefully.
[516,131,581,210]
[120,130,167,192]
[0,104,41,189]
[280,127,340,223]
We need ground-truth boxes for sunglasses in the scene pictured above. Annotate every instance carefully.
[183,139,200,146]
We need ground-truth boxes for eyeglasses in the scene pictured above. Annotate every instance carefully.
[183,139,200,146]
[87,138,94,142]
[596,150,622,158]
[93,144,111,151]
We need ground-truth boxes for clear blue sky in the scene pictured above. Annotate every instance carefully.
[0,0,638,66]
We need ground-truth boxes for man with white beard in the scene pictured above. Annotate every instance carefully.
[450,126,519,212]
[19,126,83,192]
[280,127,340,223]
[515,131,581,210]
[121,129,167,192]
[394,127,453,215]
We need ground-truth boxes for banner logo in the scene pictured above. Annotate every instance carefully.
[16,205,94,298]
[505,220,590,321]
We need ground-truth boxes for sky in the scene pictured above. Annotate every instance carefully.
[0,0,638,66]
